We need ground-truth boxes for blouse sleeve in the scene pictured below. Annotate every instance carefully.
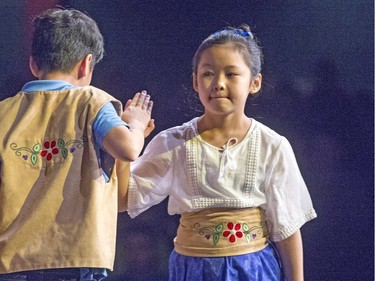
[264,137,317,242]
[127,133,173,218]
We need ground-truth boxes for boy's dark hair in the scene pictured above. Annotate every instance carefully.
[31,7,104,73]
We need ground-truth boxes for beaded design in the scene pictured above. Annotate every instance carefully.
[194,221,264,245]
[10,137,87,166]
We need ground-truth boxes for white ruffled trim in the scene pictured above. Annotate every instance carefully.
[269,209,317,242]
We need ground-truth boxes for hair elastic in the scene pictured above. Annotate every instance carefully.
[235,29,253,39]
[211,28,254,39]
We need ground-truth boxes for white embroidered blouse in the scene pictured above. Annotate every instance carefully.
[128,117,317,241]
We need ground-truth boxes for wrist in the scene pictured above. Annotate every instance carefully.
[128,121,147,133]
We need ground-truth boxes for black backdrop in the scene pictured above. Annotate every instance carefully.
[0,1,373,280]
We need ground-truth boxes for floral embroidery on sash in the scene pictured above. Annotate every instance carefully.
[10,137,87,165]
[194,221,263,245]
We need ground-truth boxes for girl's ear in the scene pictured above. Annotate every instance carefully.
[249,74,262,95]
[29,56,39,78]
[192,73,199,92]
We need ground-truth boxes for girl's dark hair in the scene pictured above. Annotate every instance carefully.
[192,24,263,79]
[31,7,104,73]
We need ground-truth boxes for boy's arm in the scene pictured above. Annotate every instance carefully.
[103,91,153,161]
[275,229,304,281]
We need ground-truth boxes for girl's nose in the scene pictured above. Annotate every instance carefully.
[213,79,225,91]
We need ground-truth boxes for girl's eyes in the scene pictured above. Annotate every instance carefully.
[201,72,239,77]
[226,72,238,77]
[203,71,214,76]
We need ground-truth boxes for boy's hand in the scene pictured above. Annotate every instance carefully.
[122,90,154,137]
[103,90,154,161]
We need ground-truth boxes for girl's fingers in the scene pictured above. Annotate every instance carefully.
[125,99,132,109]
[147,100,153,113]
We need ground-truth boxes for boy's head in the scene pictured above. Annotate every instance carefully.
[31,7,104,74]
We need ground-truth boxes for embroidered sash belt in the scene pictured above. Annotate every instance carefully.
[174,207,269,257]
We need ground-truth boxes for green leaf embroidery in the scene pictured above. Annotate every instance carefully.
[245,233,251,243]
[243,223,249,232]
[215,224,223,232]
[61,148,68,159]
[58,139,65,148]
[213,234,220,245]
[33,144,41,152]
[31,153,38,166]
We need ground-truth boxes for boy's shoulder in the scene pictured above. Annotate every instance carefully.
[78,85,114,99]
[67,85,119,106]
[0,92,25,108]
[0,86,121,118]
[81,85,122,112]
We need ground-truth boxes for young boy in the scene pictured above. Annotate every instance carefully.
[0,8,153,281]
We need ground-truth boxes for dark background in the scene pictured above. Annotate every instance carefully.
[0,1,373,280]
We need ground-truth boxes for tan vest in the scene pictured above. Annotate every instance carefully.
[0,86,122,273]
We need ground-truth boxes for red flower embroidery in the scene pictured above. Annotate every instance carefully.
[223,222,243,243]
[40,140,59,161]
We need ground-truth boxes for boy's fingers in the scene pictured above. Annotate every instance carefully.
[136,90,147,106]
[127,92,140,107]
[126,91,152,115]
[142,95,151,110]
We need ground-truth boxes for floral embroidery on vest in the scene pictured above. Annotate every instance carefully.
[194,221,263,245]
[10,137,87,165]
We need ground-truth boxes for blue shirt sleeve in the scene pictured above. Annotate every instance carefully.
[93,102,129,150]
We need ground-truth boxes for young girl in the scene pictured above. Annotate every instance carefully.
[119,24,317,281]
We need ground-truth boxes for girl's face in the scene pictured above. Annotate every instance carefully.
[193,43,261,117]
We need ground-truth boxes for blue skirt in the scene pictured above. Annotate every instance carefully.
[169,244,285,281]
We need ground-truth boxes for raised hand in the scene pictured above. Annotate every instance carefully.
[122,90,154,137]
